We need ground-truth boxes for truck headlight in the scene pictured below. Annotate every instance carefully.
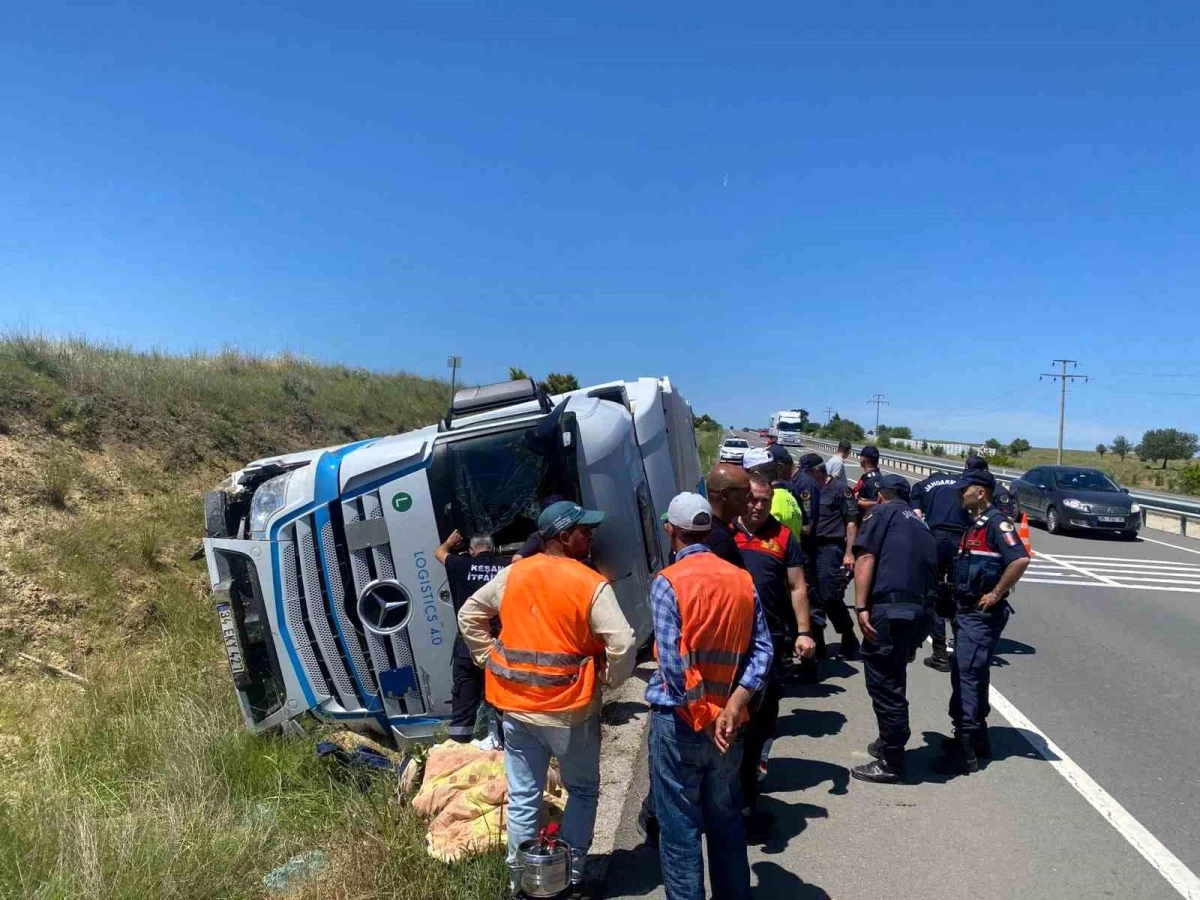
[1129,503,1141,514]
[249,473,293,534]
[1062,498,1092,512]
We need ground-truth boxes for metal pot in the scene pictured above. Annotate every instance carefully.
[515,835,571,898]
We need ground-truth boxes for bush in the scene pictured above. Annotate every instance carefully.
[930,444,946,457]
[1180,466,1200,496]
[38,455,80,509]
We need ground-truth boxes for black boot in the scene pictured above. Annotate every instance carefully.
[839,631,861,660]
[932,732,979,775]
[852,751,906,784]
[867,738,883,759]
[923,644,951,673]
[974,723,992,759]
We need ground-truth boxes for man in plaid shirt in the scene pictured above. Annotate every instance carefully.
[644,492,775,900]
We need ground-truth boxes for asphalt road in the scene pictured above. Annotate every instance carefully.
[605,433,1200,900]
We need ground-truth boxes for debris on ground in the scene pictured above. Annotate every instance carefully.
[412,740,566,863]
[262,849,327,893]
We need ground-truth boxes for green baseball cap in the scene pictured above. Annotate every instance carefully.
[537,500,605,538]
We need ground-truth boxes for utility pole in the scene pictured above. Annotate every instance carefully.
[447,355,462,402]
[824,406,837,424]
[867,393,889,435]
[1040,359,1089,464]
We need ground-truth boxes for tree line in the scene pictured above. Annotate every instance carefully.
[1095,429,1198,469]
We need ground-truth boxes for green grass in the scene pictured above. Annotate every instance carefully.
[0,335,510,899]
[697,424,722,471]
[999,447,1200,495]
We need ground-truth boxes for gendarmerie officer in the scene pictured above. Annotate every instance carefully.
[933,469,1030,775]
[853,445,884,519]
[802,453,861,662]
[849,474,939,783]
[911,455,1017,673]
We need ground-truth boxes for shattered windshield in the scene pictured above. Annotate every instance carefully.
[430,420,580,549]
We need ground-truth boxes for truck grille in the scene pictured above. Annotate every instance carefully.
[277,490,424,718]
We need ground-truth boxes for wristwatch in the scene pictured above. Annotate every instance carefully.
[796,630,812,638]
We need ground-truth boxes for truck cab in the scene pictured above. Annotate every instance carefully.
[203,376,701,742]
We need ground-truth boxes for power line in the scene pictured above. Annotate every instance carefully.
[1040,359,1089,464]
[824,406,837,424]
[867,393,890,434]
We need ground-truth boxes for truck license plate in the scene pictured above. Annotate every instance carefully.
[216,603,246,676]
[1098,516,1124,523]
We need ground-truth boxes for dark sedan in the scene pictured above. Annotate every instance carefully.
[1010,465,1142,539]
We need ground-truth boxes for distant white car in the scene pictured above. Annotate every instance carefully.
[719,437,750,464]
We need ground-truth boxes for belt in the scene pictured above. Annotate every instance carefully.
[931,525,965,536]
[650,704,680,715]
[871,591,925,606]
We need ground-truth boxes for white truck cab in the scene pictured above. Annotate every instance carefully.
[203,376,701,741]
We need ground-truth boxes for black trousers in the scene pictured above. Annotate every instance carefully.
[862,603,928,755]
[815,541,855,636]
[738,641,786,811]
[450,641,484,743]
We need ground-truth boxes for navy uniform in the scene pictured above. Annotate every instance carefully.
[934,469,1029,775]
[912,456,1017,672]
[852,445,883,521]
[850,475,939,783]
[810,459,862,660]
[443,549,511,742]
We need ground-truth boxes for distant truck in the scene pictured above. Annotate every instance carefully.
[202,376,702,742]
[768,410,805,447]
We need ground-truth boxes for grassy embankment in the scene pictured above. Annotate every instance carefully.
[0,335,510,899]
[1001,447,1198,494]
[696,423,723,471]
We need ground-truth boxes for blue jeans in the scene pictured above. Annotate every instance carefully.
[650,710,751,900]
[502,715,601,869]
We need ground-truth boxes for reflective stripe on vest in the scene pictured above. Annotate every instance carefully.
[659,551,756,732]
[484,553,607,714]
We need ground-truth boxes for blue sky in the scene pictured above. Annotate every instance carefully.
[3,1,1199,448]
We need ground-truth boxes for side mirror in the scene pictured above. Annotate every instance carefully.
[1121,487,1130,493]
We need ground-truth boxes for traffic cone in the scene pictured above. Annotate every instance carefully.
[1018,513,1034,557]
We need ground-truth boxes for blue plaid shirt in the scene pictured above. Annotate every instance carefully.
[645,543,775,708]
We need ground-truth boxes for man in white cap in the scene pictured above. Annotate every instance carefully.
[646,492,774,900]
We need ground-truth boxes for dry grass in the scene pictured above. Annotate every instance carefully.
[0,334,509,899]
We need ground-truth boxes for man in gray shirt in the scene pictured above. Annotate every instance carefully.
[826,440,851,483]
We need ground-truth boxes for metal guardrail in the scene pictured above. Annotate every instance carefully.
[795,436,1200,538]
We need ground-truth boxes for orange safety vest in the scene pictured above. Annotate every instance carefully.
[485,553,607,714]
[658,551,756,732]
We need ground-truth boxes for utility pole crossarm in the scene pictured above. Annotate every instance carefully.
[1040,358,1089,464]
[867,393,890,435]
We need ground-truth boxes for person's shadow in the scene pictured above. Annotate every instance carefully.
[753,860,832,898]
[990,637,1036,667]
[762,756,850,798]
[780,681,847,700]
[907,727,1055,783]
[773,708,846,740]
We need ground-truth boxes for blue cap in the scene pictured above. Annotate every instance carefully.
[767,444,793,465]
[878,473,911,498]
[964,455,989,472]
[954,469,996,491]
[537,500,605,538]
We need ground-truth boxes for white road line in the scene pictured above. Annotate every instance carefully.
[1103,574,1200,586]
[1137,535,1200,557]
[1034,551,1121,586]
[989,689,1200,899]
[1053,553,1200,567]
[1020,577,1200,593]
[1066,560,1200,572]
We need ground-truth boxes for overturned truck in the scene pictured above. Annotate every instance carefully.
[203,376,703,741]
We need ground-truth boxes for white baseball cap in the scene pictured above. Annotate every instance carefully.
[741,447,772,470]
[667,492,713,532]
